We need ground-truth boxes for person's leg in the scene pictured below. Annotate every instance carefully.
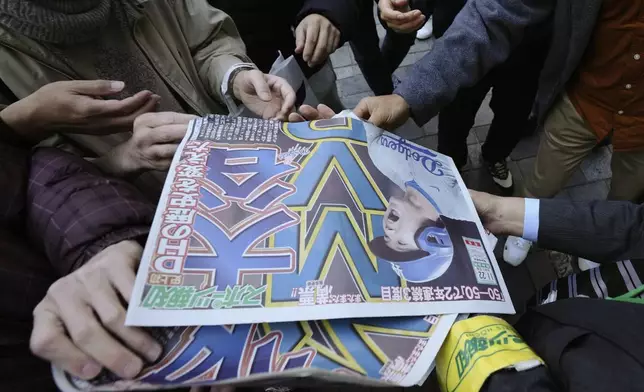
[380,0,434,73]
[506,94,598,266]
[608,150,644,202]
[480,40,548,192]
[522,94,599,198]
[349,1,394,95]
[437,78,492,169]
[482,41,548,164]
[481,79,532,191]
[380,29,417,74]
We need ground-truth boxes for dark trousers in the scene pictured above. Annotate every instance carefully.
[437,39,549,168]
[350,0,433,96]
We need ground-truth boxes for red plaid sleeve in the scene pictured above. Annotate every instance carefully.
[26,148,156,275]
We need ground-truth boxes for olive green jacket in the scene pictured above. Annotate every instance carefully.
[0,0,251,154]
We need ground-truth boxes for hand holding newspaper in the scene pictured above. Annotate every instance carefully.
[54,113,512,391]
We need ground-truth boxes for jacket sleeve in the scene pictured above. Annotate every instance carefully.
[175,0,254,104]
[296,0,361,43]
[26,148,156,276]
[394,0,554,125]
[537,199,644,263]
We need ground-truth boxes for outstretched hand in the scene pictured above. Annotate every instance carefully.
[95,112,196,176]
[378,0,426,33]
[0,80,159,140]
[232,70,295,121]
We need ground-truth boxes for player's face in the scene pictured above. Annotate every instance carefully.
[382,186,440,253]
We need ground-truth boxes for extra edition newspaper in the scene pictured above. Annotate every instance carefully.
[127,114,513,326]
[53,113,514,391]
[54,313,456,390]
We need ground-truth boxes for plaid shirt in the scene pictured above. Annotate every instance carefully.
[0,141,155,390]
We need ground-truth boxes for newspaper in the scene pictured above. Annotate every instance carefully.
[127,114,513,326]
[54,113,512,391]
[54,314,456,391]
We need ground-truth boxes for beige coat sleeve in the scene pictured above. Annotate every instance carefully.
[173,0,254,103]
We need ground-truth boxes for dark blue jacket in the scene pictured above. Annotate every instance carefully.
[394,0,603,126]
[210,0,359,76]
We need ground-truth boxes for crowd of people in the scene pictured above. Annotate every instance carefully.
[0,0,643,391]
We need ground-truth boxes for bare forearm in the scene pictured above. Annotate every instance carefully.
[492,197,525,237]
[470,190,525,237]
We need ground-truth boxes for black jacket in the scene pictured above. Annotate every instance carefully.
[209,0,359,77]
[538,199,644,263]
[484,298,644,392]
[483,199,644,392]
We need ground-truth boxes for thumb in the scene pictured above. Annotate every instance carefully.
[353,98,372,120]
[365,100,393,129]
[248,72,272,102]
[368,110,388,129]
[67,80,125,95]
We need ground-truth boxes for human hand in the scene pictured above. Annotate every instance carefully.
[232,70,295,121]
[353,94,410,130]
[378,0,426,33]
[295,14,341,68]
[288,104,337,122]
[469,190,525,236]
[0,80,160,140]
[96,112,196,176]
[30,241,162,380]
